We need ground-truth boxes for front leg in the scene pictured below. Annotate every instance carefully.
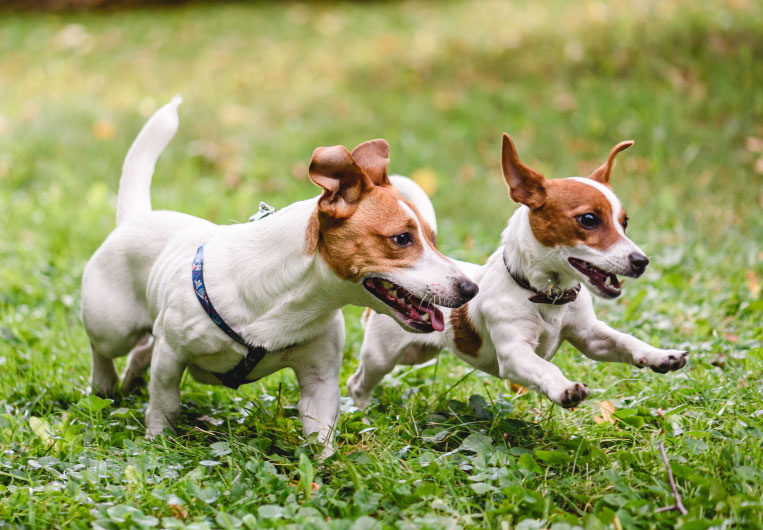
[565,320,688,373]
[490,324,589,408]
[145,337,185,437]
[292,315,344,460]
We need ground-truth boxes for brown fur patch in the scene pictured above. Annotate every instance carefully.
[314,186,442,282]
[528,179,622,251]
[450,304,481,357]
[305,209,320,255]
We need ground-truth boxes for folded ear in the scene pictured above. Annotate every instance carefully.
[501,133,546,209]
[309,145,372,219]
[350,139,390,186]
[589,140,634,184]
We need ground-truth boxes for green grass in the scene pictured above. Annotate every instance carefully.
[1,1,762,528]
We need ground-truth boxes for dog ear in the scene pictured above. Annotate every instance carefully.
[589,140,634,184]
[351,139,390,186]
[501,133,546,209]
[309,145,372,219]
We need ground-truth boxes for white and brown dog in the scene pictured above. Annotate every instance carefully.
[81,97,478,451]
[349,134,688,410]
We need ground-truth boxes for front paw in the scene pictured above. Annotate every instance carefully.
[641,350,689,374]
[554,382,589,408]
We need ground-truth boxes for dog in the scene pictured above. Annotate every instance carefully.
[349,133,688,410]
[81,97,478,452]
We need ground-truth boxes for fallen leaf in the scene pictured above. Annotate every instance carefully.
[745,136,763,153]
[288,481,320,492]
[411,167,438,195]
[169,504,188,519]
[509,382,527,395]
[291,161,308,180]
[29,417,55,446]
[746,270,760,297]
[92,120,116,140]
[553,92,577,112]
[594,400,616,425]
[613,513,623,530]
[197,415,223,426]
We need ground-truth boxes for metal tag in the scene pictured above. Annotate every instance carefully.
[249,202,277,222]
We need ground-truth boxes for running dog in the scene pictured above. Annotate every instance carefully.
[349,134,688,410]
[81,97,478,452]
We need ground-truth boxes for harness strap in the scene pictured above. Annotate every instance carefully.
[192,245,267,389]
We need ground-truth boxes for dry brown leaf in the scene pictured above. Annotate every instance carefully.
[745,136,763,153]
[288,481,321,492]
[509,382,527,395]
[746,270,760,297]
[92,120,116,140]
[411,168,438,195]
[169,504,188,519]
[594,400,616,425]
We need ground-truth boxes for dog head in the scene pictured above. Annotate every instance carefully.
[501,133,648,299]
[307,139,478,332]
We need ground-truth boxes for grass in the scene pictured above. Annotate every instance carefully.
[1,0,762,528]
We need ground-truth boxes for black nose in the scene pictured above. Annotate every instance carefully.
[457,279,479,301]
[628,253,649,276]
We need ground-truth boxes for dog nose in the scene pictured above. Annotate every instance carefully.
[457,279,479,301]
[628,253,649,276]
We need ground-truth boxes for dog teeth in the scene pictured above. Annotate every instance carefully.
[421,313,430,322]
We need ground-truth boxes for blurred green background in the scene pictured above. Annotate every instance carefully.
[1,1,762,528]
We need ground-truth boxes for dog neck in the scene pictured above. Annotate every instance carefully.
[501,206,580,292]
[200,197,357,350]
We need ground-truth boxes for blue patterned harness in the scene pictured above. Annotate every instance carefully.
[191,203,276,389]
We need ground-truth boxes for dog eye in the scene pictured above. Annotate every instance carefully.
[622,216,629,231]
[391,233,413,247]
[576,213,600,229]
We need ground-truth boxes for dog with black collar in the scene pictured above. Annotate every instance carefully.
[81,97,478,454]
[349,133,688,410]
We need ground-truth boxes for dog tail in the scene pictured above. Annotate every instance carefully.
[389,175,438,239]
[116,95,182,226]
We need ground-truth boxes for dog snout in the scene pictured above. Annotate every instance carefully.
[628,252,649,277]
[456,278,479,303]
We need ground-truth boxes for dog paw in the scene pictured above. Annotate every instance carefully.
[558,382,589,408]
[121,374,147,394]
[91,377,119,398]
[648,350,689,374]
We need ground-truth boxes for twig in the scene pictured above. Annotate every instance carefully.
[656,439,688,515]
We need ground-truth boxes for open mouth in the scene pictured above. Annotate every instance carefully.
[568,257,623,298]
[363,277,445,333]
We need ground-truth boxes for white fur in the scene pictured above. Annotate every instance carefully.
[390,175,437,234]
[349,177,688,409]
[82,99,473,456]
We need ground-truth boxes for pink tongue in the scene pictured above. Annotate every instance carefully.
[429,307,445,331]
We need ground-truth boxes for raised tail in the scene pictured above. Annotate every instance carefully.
[116,95,182,226]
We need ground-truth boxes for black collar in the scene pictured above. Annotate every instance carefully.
[503,253,580,305]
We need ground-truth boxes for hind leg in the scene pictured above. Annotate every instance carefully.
[82,256,152,396]
[90,343,120,397]
[121,334,154,393]
[145,336,185,437]
[348,312,441,409]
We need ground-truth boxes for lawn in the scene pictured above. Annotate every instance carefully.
[1,1,762,528]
